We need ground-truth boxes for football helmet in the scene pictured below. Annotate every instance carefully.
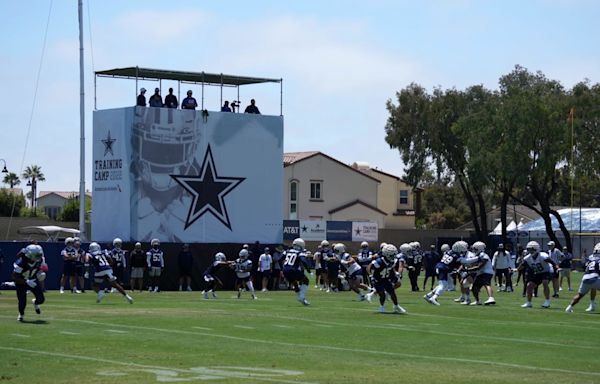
[411,241,421,250]
[65,237,74,246]
[379,242,388,250]
[88,242,102,255]
[132,106,201,191]
[135,242,142,249]
[293,238,306,250]
[320,240,330,248]
[399,243,412,254]
[441,244,450,252]
[381,244,398,260]
[472,241,486,253]
[547,241,555,247]
[526,241,540,253]
[113,238,123,248]
[239,249,249,259]
[215,252,226,262]
[452,241,468,255]
[333,243,346,254]
[361,241,369,248]
[594,242,600,254]
[151,238,160,248]
[24,244,43,261]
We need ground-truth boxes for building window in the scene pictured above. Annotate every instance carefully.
[290,180,298,219]
[399,190,409,205]
[44,206,60,220]
[310,181,322,200]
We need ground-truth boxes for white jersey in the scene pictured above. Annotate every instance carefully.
[314,251,322,269]
[524,252,551,274]
[548,248,564,264]
[475,253,494,275]
[341,253,361,275]
[235,258,252,278]
[460,251,479,266]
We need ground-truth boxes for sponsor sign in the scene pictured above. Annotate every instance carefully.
[352,222,378,242]
[299,220,327,241]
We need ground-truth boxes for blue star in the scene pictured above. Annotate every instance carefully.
[101,130,116,156]
[171,145,245,230]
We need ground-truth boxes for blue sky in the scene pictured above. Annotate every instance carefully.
[1,0,599,192]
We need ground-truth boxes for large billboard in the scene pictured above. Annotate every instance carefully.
[93,107,283,243]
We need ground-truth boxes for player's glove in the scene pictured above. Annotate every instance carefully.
[36,271,47,282]
[26,279,37,288]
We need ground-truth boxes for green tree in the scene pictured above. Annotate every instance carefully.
[58,195,91,222]
[22,165,45,213]
[3,172,20,188]
[0,189,25,216]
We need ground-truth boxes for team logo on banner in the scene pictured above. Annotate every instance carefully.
[101,130,116,156]
[300,220,326,241]
[171,145,245,230]
[352,222,378,242]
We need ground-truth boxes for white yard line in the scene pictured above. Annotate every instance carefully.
[0,346,317,384]
[59,331,81,335]
[192,326,213,331]
[11,333,30,338]
[106,329,128,334]
[15,317,598,378]
[233,325,255,330]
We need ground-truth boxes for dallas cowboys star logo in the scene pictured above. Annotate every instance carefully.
[355,228,361,235]
[101,130,116,156]
[170,145,245,230]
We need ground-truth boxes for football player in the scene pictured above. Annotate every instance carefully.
[73,238,87,293]
[424,241,468,306]
[11,244,46,321]
[59,237,80,294]
[365,244,407,314]
[516,241,558,308]
[86,242,133,304]
[313,247,327,290]
[282,238,311,305]
[465,241,496,305]
[338,243,373,301]
[321,240,339,292]
[565,242,600,313]
[110,238,127,289]
[356,241,375,288]
[201,252,232,299]
[146,239,164,292]
[408,241,423,291]
[232,249,256,299]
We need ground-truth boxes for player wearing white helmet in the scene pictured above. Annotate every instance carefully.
[314,241,329,291]
[565,242,600,313]
[464,241,496,305]
[321,240,340,292]
[232,249,257,300]
[73,238,87,293]
[146,239,164,292]
[356,241,375,290]
[365,244,407,314]
[338,243,373,301]
[109,238,127,292]
[86,242,133,304]
[59,237,80,294]
[516,241,558,308]
[201,252,233,299]
[424,241,469,306]
[10,244,47,321]
[282,238,312,305]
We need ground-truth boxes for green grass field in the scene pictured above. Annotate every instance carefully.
[1,276,599,384]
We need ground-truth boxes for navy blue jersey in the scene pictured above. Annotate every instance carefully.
[110,249,127,267]
[204,261,227,276]
[282,249,310,273]
[436,251,462,270]
[357,249,373,266]
[413,250,424,266]
[87,251,112,272]
[74,248,86,265]
[370,257,395,282]
[62,247,77,264]
[147,249,164,268]
[13,256,42,280]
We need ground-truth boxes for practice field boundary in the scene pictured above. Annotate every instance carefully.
[2,315,599,378]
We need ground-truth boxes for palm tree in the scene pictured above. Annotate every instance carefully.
[22,165,45,212]
[3,172,20,188]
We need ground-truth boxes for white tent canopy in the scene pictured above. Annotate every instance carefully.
[17,226,80,242]
[519,208,600,232]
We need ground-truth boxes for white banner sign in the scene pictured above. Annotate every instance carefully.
[93,107,283,243]
[352,222,378,242]
[299,220,327,241]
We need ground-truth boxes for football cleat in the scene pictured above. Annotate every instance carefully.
[454,297,464,303]
[125,294,134,304]
[484,298,496,305]
[542,300,551,308]
[469,301,482,306]
[393,305,407,314]
[365,292,374,303]
[32,299,41,314]
[298,298,310,306]
[202,291,209,300]
[96,290,105,303]
[17,314,24,322]
[429,297,440,306]
[359,294,366,302]
[379,305,385,313]
[60,288,65,294]
[585,303,596,312]
[521,302,532,308]
[460,300,472,305]
[565,306,573,313]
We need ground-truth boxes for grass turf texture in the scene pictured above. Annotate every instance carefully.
[1,275,599,384]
